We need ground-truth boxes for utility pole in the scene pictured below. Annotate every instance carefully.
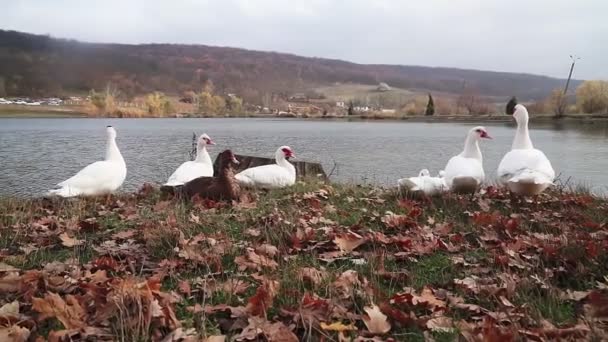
[563,55,580,96]
[557,55,580,118]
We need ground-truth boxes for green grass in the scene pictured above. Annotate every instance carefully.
[408,253,457,290]
[2,181,608,340]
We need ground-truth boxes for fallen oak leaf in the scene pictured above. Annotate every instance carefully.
[0,272,21,293]
[334,231,366,253]
[320,321,357,332]
[297,267,328,286]
[59,232,84,247]
[362,304,391,334]
[255,244,279,257]
[0,326,30,342]
[426,316,454,333]
[32,292,86,329]
[203,336,227,342]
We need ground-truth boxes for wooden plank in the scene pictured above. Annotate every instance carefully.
[213,154,328,181]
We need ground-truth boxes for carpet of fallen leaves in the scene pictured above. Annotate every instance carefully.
[1,181,608,341]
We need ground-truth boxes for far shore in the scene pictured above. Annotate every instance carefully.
[1,104,607,123]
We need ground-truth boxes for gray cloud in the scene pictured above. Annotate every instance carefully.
[2,0,606,79]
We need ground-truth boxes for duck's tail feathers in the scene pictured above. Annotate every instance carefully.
[47,186,77,198]
[509,169,554,185]
[398,178,421,192]
[160,184,186,198]
[450,176,480,194]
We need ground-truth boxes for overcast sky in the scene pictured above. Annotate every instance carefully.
[2,0,606,79]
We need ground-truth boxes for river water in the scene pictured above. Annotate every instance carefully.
[1,117,607,196]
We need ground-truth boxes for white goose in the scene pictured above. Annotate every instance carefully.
[497,99,555,195]
[165,133,215,186]
[443,126,492,194]
[235,146,296,189]
[398,169,446,197]
[48,126,127,197]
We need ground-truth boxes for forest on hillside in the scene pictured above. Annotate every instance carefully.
[0,30,580,105]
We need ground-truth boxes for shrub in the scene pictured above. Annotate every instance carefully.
[576,80,608,114]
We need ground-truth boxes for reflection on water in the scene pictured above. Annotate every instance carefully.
[1,117,608,196]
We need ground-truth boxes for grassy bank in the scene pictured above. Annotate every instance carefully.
[1,181,607,341]
[0,104,87,118]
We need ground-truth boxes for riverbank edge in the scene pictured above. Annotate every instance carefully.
[2,105,607,123]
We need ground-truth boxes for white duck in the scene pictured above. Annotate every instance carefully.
[164,133,215,186]
[235,146,296,189]
[48,126,127,197]
[497,98,555,195]
[398,169,446,197]
[443,126,492,194]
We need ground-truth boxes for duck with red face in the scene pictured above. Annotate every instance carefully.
[443,126,492,194]
[235,145,297,189]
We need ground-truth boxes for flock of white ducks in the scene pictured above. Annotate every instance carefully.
[47,98,554,198]
[399,97,555,196]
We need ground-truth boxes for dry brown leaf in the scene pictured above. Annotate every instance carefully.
[0,272,21,293]
[236,317,298,342]
[320,321,357,332]
[203,336,226,342]
[235,249,278,271]
[426,316,454,333]
[0,263,18,272]
[255,244,279,257]
[298,267,328,286]
[334,231,366,252]
[59,232,84,247]
[416,287,446,310]
[333,270,361,299]
[220,279,249,295]
[362,304,391,334]
[32,293,86,329]
[0,301,20,316]
[111,229,137,240]
[0,326,30,342]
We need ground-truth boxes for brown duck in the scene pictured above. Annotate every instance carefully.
[169,149,241,201]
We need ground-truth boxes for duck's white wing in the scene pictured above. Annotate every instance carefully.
[398,176,424,191]
[444,155,484,193]
[425,176,447,195]
[165,161,214,186]
[50,160,124,197]
[444,156,484,185]
[235,164,293,189]
[497,149,555,185]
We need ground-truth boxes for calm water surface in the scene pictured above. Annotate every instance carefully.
[1,117,608,196]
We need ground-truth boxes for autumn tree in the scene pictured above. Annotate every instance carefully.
[145,91,173,116]
[226,95,244,114]
[89,83,119,115]
[425,93,435,116]
[197,90,226,115]
[576,80,608,114]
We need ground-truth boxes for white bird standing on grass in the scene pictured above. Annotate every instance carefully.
[48,126,127,197]
[164,133,215,186]
[443,126,492,194]
[235,146,296,189]
[497,98,555,195]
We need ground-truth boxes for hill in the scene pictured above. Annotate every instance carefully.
[0,30,580,103]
